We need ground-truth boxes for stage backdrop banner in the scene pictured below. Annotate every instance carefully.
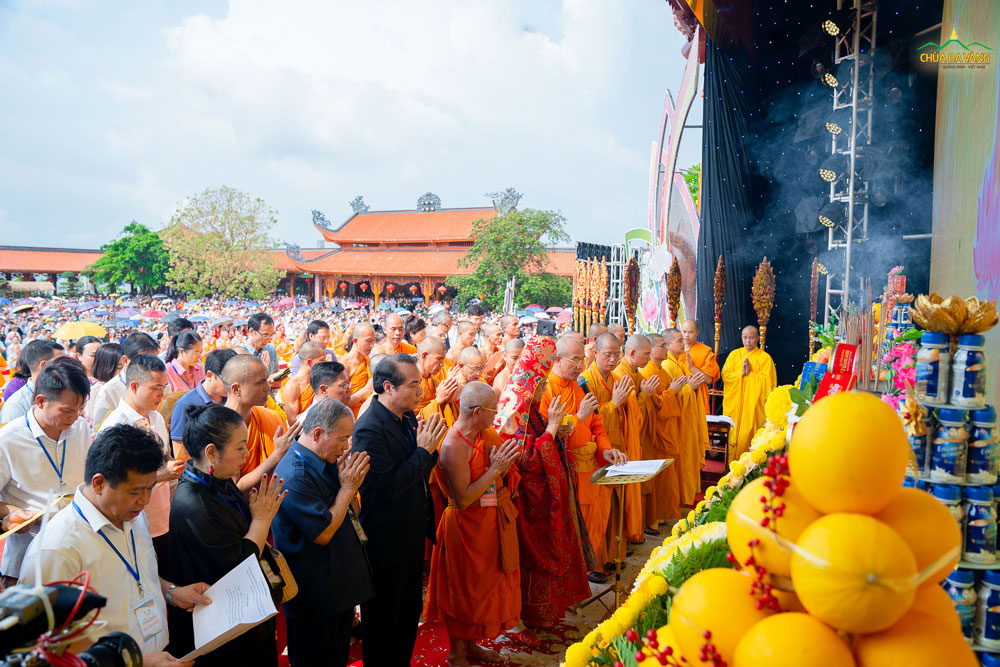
[930,0,1000,406]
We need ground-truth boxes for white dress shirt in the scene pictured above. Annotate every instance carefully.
[21,485,168,654]
[0,380,35,423]
[0,409,90,577]
[99,401,171,538]
[91,371,128,431]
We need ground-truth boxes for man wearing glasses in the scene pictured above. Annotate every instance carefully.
[240,312,279,378]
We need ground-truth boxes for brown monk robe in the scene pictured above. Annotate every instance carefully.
[662,328,709,506]
[491,337,525,398]
[373,313,418,356]
[415,337,447,412]
[612,335,662,536]
[423,382,522,667]
[641,334,685,524]
[342,323,376,417]
[539,336,627,581]
[681,319,721,414]
[480,324,505,387]
[581,333,644,551]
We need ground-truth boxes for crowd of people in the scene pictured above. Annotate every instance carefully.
[0,291,779,666]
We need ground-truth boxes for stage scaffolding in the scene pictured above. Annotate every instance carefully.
[823,0,877,326]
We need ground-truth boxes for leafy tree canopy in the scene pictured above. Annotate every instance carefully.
[161,186,283,299]
[87,221,169,295]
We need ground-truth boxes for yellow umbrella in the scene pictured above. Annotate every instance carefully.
[54,321,107,340]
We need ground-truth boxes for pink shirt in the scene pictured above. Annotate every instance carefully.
[165,360,205,393]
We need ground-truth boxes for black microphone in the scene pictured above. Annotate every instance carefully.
[577,376,590,395]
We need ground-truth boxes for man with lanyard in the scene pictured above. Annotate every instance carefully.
[0,362,91,587]
[170,348,238,455]
[240,312,280,378]
[22,424,211,666]
[92,332,159,431]
[0,339,62,423]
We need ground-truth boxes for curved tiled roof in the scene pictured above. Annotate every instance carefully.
[316,207,496,244]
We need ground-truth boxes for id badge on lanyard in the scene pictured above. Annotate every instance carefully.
[480,483,498,507]
[133,596,164,642]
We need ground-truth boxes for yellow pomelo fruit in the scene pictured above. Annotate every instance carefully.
[670,568,773,664]
[727,476,822,578]
[788,391,908,514]
[733,613,855,667]
[873,488,961,586]
[909,584,962,632]
[853,610,977,667]
[790,513,917,633]
[772,586,804,613]
[652,624,685,660]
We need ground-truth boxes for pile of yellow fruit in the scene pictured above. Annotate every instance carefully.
[639,391,974,666]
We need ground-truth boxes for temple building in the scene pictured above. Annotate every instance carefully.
[283,193,575,306]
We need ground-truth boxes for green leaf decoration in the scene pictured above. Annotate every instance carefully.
[611,635,640,667]
[658,537,734,590]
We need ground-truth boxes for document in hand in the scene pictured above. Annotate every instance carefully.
[604,459,669,477]
[179,554,277,661]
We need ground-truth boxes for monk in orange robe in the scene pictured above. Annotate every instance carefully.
[641,333,686,525]
[415,336,447,411]
[479,324,505,386]
[491,337,525,398]
[662,328,709,506]
[541,336,627,579]
[446,321,478,366]
[682,319,721,414]
[424,382,522,667]
[280,341,324,423]
[613,335,662,536]
[373,313,418,355]
[220,354,300,494]
[583,323,607,368]
[342,323,376,417]
[421,347,483,426]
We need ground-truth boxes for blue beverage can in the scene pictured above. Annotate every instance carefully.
[964,485,997,564]
[931,408,969,484]
[916,331,950,405]
[951,334,988,408]
[977,570,1000,649]
[946,569,977,645]
[968,406,998,485]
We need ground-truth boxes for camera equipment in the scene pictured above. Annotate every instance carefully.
[535,320,556,337]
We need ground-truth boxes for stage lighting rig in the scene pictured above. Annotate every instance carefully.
[821,72,839,87]
[819,202,844,228]
[818,154,849,183]
[821,9,853,37]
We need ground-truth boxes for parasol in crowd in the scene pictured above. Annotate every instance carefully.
[116,308,139,318]
[518,316,538,325]
[0,298,10,304]
[119,301,138,307]
[376,303,392,311]
[12,303,34,313]
[242,301,259,309]
[140,309,166,319]
[234,319,248,326]
[224,301,240,306]
[98,299,114,305]
[526,306,544,312]
[40,309,57,316]
[55,321,107,339]
[546,306,563,313]
[534,311,550,319]
[190,314,210,322]
[526,304,543,309]
[92,310,110,316]
[77,301,99,311]
[556,310,573,325]
[275,297,296,308]
[162,311,187,322]
[210,317,234,328]
[152,293,168,299]
[187,298,201,305]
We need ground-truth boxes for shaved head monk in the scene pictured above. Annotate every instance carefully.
[607,323,626,346]
[541,335,625,581]
[499,315,519,344]
[282,341,326,424]
[640,333,685,525]
[222,354,301,493]
[491,337,525,397]
[446,321,478,365]
[722,325,777,457]
[343,323,376,416]
[480,324,504,386]
[416,336,448,411]
[424,381,522,667]
[681,319,721,413]
[374,313,417,355]
[661,328,709,505]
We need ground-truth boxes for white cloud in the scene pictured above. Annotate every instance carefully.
[0,0,693,246]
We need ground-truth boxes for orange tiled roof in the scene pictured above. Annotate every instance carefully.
[317,208,496,244]
[293,248,575,278]
[0,246,330,275]
[0,247,103,273]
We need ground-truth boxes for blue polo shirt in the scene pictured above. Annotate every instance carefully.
[273,440,375,618]
[169,381,220,442]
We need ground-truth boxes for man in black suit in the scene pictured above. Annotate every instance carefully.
[352,353,448,666]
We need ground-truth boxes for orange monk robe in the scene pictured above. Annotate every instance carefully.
[239,405,286,477]
[418,374,439,412]
[481,349,504,387]
[640,361,683,523]
[608,361,648,543]
[721,347,777,457]
[432,357,455,383]
[348,357,371,418]
[662,354,709,506]
[541,373,614,564]
[297,382,315,413]
[423,428,520,640]
[687,341,721,414]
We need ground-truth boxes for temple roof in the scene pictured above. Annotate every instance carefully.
[315,207,496,244]
[293,247,576,278]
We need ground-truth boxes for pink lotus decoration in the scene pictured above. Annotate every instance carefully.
[641,289,660,328]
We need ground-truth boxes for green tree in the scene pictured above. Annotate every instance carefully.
[515,272,572,307]
[161,187,283,299]
[682,163,701,208]
[87,222,169,295]
[447,202,571,310]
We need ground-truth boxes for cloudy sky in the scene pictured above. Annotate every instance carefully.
[0,0,701,248]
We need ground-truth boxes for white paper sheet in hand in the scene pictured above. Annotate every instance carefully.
[604,459,668,477]
[179,554,277,661]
